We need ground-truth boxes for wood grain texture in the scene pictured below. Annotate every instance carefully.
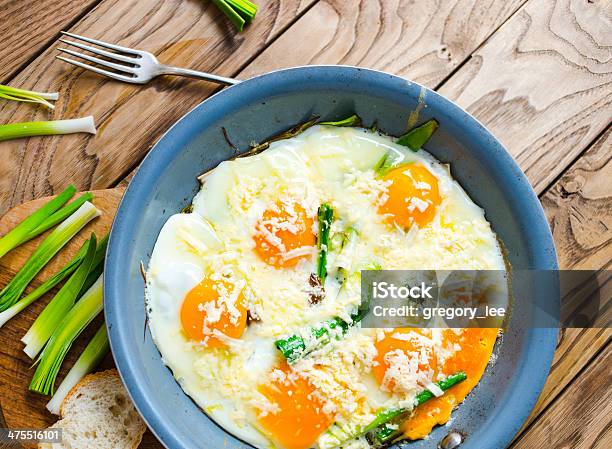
[0,0,100,83]
[542,128,612,270]
[518,127,612,439]
[438,0,612,194]
[512,342,612,449]
[117,0,526,189]
[0,0,609,446]
[240,0,526,85]
[521,328,612,438]
[0,189,123,449]
[0,0,315,215]
[242,1,612,437]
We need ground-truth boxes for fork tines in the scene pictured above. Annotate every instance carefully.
[56,31,140,82]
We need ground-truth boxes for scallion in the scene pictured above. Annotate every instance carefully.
[0,201,100,312]
[0,84,59,109]
[20,192,94,245]
[0,185,76,260]
[46,323,109,413]
[240,117,319,159]
[22,234,98,359]
[0,240,89,329]
[29,274,104,395]
[212,0,257,31]
[0,116,96,142]
[77,234,108,298]
[334,227,357,287]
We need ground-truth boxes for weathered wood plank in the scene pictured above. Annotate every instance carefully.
[119,0,526,194]
[542,128,611,270]
[514,128,612,439]
[522,328,612,437]
[240,0,526,85]
[0,0,100,83]
[438,0,612,194]
[0,0,316,215]
[240,0,612,196]
[512,342,612,449]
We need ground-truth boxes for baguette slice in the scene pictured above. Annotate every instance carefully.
[38,369,146,449]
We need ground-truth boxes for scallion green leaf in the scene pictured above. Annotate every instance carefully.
[0,116,96,142]
[0,239,90,329]
[22,234,98,359]
[77,234,108,298]
[0,201,100,312]
[0,84,59,109]
[46,323,109,413]
[0,185,76,260]
[20,192,94,245]
[227,0,257,23]
[211,0,257,31]
[29,274,104,395]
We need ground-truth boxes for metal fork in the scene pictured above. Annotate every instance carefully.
[56,31,240,86]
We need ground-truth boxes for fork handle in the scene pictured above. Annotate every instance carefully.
[158,65,240,86]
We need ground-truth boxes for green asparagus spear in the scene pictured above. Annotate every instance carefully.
[396,119,439,151]
[368,372,468,444]
[276,260,380,364]
[316,204,334,283]
[321,372,467,446]
[334,228,357,287]
[275,317,349,363]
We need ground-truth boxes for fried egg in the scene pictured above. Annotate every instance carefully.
[146,125,507,449]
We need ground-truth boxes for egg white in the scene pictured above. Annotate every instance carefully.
[146,125,506,449]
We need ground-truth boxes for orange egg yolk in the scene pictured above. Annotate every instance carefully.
[257,363,333,449]
[180,278,247,347]
[373,329,437,391]
[379,164,441,229]
[253,202,316,268]
[401,328,499,440]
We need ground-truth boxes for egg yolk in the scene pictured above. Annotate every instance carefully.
[257,363,333,449]
[253,201,316,268]
[401,328,499,439]
[379,164,441,229]
[373,329,437,391]
[180,278,247,347]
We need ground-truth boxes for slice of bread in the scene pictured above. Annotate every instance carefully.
[38,369,146,449]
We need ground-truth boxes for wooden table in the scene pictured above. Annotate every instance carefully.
[0,0,610,448]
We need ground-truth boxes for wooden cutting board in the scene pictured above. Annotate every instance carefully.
[0,187,160,448]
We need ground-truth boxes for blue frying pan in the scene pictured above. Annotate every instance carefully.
[105,66,558,449]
